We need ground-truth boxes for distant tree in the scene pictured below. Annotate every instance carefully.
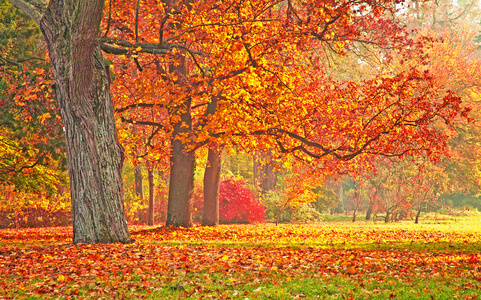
[106,0,469,228]
[1,0,67,194]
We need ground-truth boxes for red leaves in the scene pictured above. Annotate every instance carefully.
[1,223,481,298]
[219,179,266,224]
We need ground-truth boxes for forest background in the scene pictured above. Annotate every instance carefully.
[1,0,481,230]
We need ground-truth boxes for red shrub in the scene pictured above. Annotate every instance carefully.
[219,179,266,224]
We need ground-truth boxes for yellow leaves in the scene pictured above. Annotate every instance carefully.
[38,112,51,124]
[56,275,66,282]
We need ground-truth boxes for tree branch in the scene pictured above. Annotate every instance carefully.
[8,0,45,24]
[119,117,165,130]
[0,55,23,68]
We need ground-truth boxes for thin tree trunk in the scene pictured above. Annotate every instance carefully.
[134,165,144,199]
[253,157,260,192]
[352,210,357,222]
[385,212,390,223]
[148,163,155,226]
[135,164,144,222]
[202,148,221,226]
[18,0,131,243]
[415,206,422,224]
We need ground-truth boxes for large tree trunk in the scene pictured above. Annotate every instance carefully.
[162,0,195,227]
[166,130,194,227]
[261,163,277,192]
[148,163,155,226]
[166,94,194,227]
[23,0,131,243]
[202,148,221,226]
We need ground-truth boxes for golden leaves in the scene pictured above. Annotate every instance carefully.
[1,221,481,298]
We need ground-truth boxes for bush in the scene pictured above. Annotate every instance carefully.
[0,185,71,228]
[262,190,322,223]
[289,203,322,222]
[262,190,290,223]
[219,179,266,224]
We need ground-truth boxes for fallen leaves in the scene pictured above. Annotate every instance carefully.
[129,223,481,249]
[1,222,481,298]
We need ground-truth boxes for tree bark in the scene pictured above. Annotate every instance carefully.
[202,148,221,226]
[261,162,277,192]
[415,206,422,224]
[148,163,155,226]
[254,152,277,194]
[365,204,373,221]
[162,0,195,227]
[10,0,132,243]
[166,121,194,227]
[134,165,144,199]
[166,93,194,227]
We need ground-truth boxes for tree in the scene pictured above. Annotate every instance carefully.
[401,0,481,209]
[147,162,155,226]
[105,0,469,228]
[202,147,221,226]
[8,0,131,243]
[1,0,67,194]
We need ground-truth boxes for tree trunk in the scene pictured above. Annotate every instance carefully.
[166,133,194,227]
[255,152,277,194]
[148,163,155,226]
[24,0,131,243]
[352,210,357,222]
[166,94,194,227]
[338,181,344,214]
[162,0,195,227]
[202,148,221,226]
[365,204,373,221]
[134,165,144,199]
[415,206,422,224]
[385,212,390,223]
[261,163,277,192]
[253,158,260,192]
[135,164,144,222]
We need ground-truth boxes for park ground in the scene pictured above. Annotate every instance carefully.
[1,212,481,299]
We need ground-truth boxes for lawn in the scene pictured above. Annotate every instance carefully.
[1,214,481,299]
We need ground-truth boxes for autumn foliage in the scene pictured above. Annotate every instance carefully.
[219,179,266,224]
[1,220,481,299]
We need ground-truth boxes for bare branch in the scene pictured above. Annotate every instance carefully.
[115,102,166,113]
[119,117,166,130]
[0,55,23,68]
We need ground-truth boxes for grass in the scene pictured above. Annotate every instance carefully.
[1,212,481,299]
[149,273,481,299]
